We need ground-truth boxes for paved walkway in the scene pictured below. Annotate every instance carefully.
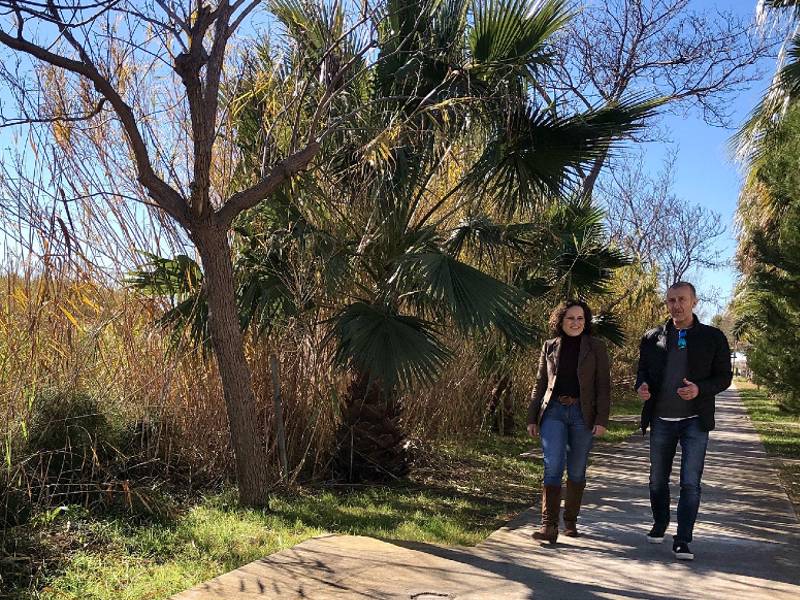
[173,388,800,599]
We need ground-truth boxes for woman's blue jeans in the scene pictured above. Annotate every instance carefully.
[649,417,709,543]
[540,401,594,487]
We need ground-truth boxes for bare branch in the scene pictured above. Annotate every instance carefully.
[216,142,321,227]
[0,9,189,225]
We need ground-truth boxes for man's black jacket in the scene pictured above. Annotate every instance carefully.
[635,315,732,433]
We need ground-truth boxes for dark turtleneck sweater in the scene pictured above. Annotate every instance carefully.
[553,334,581,398]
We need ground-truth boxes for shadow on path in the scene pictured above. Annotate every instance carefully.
[174,388,800,600]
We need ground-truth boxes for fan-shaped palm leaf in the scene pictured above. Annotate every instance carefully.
[409,251,535,343]
[759,0,800,20]
[445,214,540,258]
[468,94,661,214]
[469,0,571,76]
[737,2,800,161]
[125,253,203,299]
[269,0,345,55]
[590,312,626,347]
[125,254,210,349]
[328,301,453,390]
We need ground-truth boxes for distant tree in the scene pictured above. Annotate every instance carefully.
[596,148,725,290]
[541,0,776,195]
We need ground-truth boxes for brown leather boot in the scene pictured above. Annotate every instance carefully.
[532,484,561,543]
[563,479,586,537]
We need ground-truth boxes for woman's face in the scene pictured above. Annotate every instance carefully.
[561,305,586,337]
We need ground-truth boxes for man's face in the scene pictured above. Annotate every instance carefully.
[665,286,697,324]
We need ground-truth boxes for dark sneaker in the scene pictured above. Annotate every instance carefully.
[646,525,666,544]
[673,541,694,560]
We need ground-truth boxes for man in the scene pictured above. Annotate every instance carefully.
[635,281,732,560]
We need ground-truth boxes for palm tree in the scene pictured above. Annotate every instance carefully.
[737,0,800,161]
[131,0,657,482]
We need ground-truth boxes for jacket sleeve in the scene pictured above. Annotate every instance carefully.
[696,330,733,398]
[634,334,649,391]
[594,339,611,427]
[527,342,548,425]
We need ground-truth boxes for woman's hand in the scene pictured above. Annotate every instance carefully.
[527,423,539,438]
[592,425,607,437]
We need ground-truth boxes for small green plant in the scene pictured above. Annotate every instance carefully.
[26,388,111,455]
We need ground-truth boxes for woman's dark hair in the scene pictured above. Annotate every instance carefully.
[548,300,593,337]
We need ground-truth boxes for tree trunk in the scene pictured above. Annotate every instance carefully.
[334,372,409,482]
[581,153,607,199]
[194,227,269,507]
[487,374,514,435]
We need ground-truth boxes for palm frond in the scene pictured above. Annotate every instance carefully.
[126,253,210,350]
[269,0,345,55]
[548,198,631,295]
[591,312,626,347]
[734,33,800,164]
[468,95,662,214]
[410,251,535,343]
[125,253,203,299]
[445,214,540,258]
[469,0,572,75]
[157,296,212,352]
[328,301,453,390]
[759,0,800,23]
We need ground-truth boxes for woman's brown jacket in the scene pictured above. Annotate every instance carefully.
[526,335,611,430]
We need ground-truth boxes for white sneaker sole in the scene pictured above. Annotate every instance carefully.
[646,535,664,544]
[673,551,694,560]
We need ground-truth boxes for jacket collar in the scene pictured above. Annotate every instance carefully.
[657,314,701,350]
[663,314,701,333]
[551,334,590,366]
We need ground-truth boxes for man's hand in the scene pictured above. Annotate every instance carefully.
[592,425,607,437]
[637,382,651,401]
[527,423,539,438]
[677,378,699,401]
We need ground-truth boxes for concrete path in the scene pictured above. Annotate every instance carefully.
[173,388,800,599]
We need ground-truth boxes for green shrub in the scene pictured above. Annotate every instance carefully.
[26,388,112,454]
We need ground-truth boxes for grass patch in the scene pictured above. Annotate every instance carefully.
[602,391,642,444]
[3,433,542,600]
[4,397,643,600]
[735,378,800,515]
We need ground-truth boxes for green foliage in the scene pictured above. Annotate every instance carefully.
[469,0,571,73]
[5,433,542,599]
[736,1,800,163]
[734,104,800,410]
[410,252,535,343]
[127,0,651,392]
[125,253,210,350]
[329,302,452,389]
[26,389,112,455]
[468,97,659,215]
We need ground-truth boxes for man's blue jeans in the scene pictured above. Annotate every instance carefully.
[540,401,594,487]
[649,417,709,543]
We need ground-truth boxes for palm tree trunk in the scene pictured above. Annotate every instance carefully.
[334,372,409,482]
[581,153,607,198]
[194,227,269,507]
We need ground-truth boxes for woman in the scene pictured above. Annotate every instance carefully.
[527,300,611,543]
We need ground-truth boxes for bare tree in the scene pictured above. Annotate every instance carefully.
[0,0,378,506]
[541,0,777,195]
[597,148,726,289]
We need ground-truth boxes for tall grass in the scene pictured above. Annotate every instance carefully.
[0,263,544,522]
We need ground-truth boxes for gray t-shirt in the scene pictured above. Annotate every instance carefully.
[655,328,697,419]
